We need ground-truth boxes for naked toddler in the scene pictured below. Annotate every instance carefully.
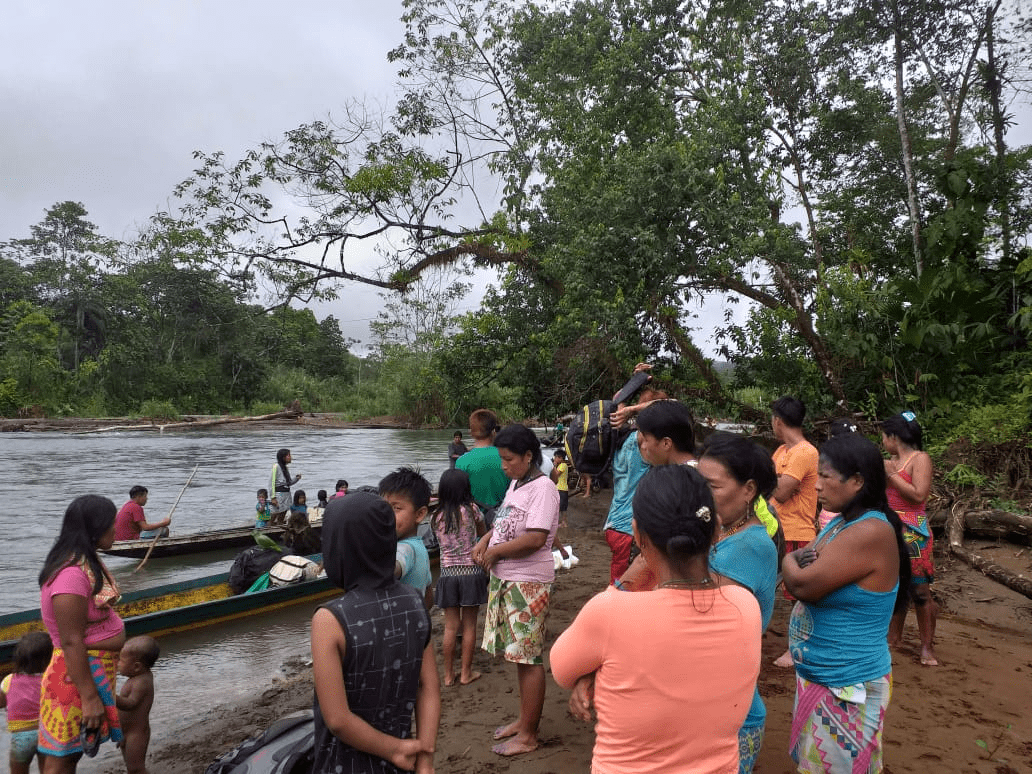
[116,635,160,774]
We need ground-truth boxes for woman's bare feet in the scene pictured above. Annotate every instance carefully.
[920,646,939,666]
[773,649,794,668]
[492,736,539,756]
[492,722,518,741]
[443,675,456,687]
[460,671,482,685]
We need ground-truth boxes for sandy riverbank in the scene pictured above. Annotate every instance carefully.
[106,489,1032,774]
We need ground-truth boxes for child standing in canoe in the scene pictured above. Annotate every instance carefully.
[255,489,271,529]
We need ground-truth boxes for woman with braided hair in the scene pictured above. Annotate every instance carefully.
[551,464,761,773]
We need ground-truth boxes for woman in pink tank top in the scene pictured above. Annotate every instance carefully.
[37,495,127,770]
[882,411,938,666]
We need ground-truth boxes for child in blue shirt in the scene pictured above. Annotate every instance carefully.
[379,467,433,609]
[255,488,272,528]
[291,490,309,519]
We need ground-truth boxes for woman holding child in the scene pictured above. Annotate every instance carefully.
[551,464,761,773]
[783,433,910,773]
[37,495,126,772]
[472,423,560,757]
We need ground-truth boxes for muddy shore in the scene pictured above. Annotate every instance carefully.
[94,487,1032,774]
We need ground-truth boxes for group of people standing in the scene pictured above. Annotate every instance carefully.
[14,389,937,774]
[583,388,934,773]
[309,410,561,771]
[302,392,937,773]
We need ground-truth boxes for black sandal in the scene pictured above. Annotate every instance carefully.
[80,725,101,757]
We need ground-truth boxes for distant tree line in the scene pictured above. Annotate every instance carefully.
[5,0,1032,451]
[0,202,356,418]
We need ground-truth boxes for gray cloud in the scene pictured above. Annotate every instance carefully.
[1,0,404,241]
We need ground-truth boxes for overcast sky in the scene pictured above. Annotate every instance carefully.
[1,0,423,348]
[2,2,1029,355]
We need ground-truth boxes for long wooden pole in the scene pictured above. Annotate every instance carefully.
[133,465,199,574]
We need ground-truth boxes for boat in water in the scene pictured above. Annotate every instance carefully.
[0,555,335,677]
[101,509,325,559]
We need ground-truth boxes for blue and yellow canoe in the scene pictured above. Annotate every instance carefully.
[0,558,336,677]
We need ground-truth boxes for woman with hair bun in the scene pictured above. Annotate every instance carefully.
[881,411,938,666]
[551,464,761,773]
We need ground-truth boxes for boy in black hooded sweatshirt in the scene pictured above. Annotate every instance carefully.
[310,492,440,774]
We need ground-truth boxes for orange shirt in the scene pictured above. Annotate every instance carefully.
[550,585,760,774]
[772,440,819,542]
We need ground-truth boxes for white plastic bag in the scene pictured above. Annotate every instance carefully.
[551,545,579,571]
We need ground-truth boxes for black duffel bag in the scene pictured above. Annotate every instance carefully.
[228,546,283,594]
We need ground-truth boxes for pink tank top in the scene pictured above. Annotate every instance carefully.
[40,564,125,647]
[2,672,43,730]
[886,468,929,536]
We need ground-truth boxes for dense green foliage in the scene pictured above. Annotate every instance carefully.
[4,0,1032,442]
[0,203,361,417]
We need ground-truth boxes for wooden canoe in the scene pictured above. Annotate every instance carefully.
[0,556,337,677]
[101,508,326,559]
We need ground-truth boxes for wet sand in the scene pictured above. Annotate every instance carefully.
[119,490,1032,773]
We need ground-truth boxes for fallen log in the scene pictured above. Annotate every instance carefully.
[929,509,1032,545]
[77,410,302,434]
[946,505,1032,600]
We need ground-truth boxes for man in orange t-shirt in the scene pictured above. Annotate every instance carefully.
[770,396,819,667]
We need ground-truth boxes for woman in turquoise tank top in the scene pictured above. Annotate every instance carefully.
[782,434,911,773]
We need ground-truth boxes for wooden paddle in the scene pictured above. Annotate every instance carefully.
[133,465,200,574]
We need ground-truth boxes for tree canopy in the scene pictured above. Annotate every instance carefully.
[3,0,1031,430]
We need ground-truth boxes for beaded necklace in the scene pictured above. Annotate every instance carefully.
[658,576,714,589]
[720,512,753,539]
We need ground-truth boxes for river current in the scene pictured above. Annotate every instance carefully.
[0,426,463,771]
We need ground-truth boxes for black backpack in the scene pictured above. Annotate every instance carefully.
[565,399,617,477]
[564,371,652,477]
[228,546,284,594]
[204,710,314,774]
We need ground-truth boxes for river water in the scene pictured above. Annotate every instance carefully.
[0,427,462,771]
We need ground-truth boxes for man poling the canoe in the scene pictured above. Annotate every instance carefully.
[132,466,199,574]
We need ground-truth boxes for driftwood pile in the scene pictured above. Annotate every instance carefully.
[75,409,303,434]
[929,508,1032,600]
